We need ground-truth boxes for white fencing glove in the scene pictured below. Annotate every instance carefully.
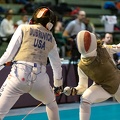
[63,85,86,96]
[63,86,77,96]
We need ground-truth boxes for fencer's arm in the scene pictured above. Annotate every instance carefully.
[63,23,71,38]
[0,25,22,66]
[75,67,88,95]
[64,67,88,96]
[63,22,75,41]
[105,44,120,54]
[2,20,15,35]
[48,40,63,87]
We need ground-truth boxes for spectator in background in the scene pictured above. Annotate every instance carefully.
[54,18,66,58]
[63,10,95,39]
[63,10,86,40]
[102,33,120,67]
[54,19,64,33]
[0,8,15,42]
[63,10,95,57]
[83,17,95,33]
[102,32,113,45]
[102,33,115,63]
[63,10,86,58]
[15,14,29,27]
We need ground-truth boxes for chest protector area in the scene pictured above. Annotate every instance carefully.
[78,46,120,94]
[14,25,55,66]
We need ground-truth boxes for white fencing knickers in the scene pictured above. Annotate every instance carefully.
[79,84,112,120]
[0,62,59,120]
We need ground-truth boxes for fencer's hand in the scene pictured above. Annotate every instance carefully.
[63,86,77,96]
[53,86,63,96]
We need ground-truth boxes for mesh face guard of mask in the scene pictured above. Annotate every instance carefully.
[77,30,97,56]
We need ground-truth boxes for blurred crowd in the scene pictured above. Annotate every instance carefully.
[0,0,96,58]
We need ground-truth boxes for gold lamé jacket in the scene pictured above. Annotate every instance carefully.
[78,46,120,94]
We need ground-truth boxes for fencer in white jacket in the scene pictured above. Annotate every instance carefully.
[0,7,63,120]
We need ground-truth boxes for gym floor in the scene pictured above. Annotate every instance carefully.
[4,101,120,120]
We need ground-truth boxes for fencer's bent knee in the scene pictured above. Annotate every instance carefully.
[80,96,92,104]
[46,100,58,109]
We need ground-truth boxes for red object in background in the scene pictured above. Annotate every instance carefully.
[70,7,80,16]
[114,25,120,31]
[14,24,18,29]
[116,2,120,10]
[5,62,13,66]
